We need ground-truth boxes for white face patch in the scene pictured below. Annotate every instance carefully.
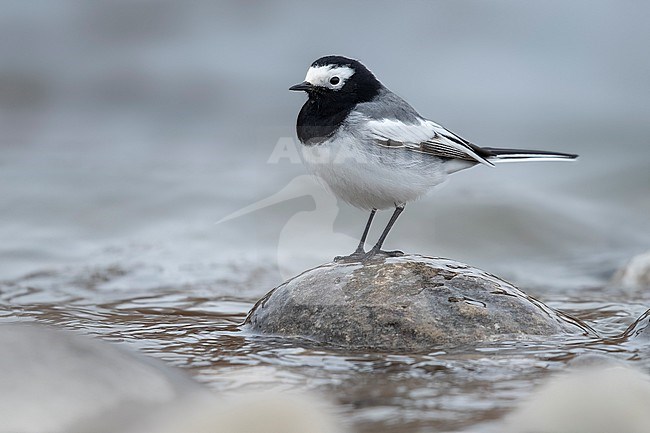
[304,65,355,90]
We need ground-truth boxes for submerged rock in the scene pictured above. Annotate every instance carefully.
[246,254,594,351]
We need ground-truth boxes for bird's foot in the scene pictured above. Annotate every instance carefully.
[335,248,405,264]
[361,248,405,262]
[334,249,367,263]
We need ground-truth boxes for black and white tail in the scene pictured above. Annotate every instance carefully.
[482,147,578,163]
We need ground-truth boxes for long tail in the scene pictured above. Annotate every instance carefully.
[481,147,578,163]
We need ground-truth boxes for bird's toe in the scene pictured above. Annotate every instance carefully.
[380,249,404,257]
[334,251,366,263]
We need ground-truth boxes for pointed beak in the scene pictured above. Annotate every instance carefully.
[289,81,313,92]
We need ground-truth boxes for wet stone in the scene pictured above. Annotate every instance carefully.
[611,250,650,290]
[245,255,595,352]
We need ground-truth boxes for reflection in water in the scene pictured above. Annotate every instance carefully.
[2,264,649,433]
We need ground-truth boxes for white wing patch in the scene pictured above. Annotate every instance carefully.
[363,118,493,166]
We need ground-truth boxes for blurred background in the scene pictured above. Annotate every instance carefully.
[2,2,650,432]
[1,0,649,289]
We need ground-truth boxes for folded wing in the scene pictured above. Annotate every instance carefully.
[364,117,494,166]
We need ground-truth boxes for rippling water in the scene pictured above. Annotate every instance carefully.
[2,1,650,432]
[2,261,649,432]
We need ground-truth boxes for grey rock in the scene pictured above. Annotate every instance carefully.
[246,255,595,351]
[500,364,650,433]
[611,250,650,290]
[0,324,205,433]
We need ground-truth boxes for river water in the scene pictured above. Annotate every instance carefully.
[1,2,650,432]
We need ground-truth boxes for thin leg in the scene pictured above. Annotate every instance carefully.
[353,208,377,254]
[365,204,405,259]
[335,209,377,262]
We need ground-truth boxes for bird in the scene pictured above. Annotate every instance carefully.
[289,55,577,262]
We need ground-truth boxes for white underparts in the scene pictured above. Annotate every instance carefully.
[301,131,450,210]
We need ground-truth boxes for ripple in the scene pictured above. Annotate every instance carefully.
[2,261,649,433]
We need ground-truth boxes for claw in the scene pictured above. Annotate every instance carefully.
[380,249,405,257]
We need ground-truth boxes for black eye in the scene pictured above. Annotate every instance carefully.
[329,76,340,85]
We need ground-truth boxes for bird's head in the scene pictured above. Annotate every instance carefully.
[289,55,382,104]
